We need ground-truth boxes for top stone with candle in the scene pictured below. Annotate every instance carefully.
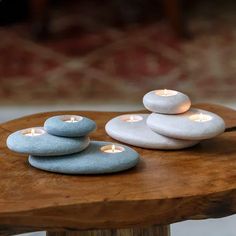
[143,89,191,114]
[44,115,96,137]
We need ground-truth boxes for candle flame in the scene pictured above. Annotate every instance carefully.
[112,144,115,153]
[71,116,75,122]
[31,128,35,136]
[199,113,203,121]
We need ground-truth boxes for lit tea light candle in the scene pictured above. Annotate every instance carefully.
[155,89,178,97]
[121,115,143,123]
[189,113,212,122]
[23,128,45,137]
[101,144,125,153]
[63,115,83,123]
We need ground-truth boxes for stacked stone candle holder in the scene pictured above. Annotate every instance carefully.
[106,89,225,150]
[7,115,139,174]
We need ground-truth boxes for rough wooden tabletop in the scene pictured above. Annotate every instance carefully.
[0,104,236,235]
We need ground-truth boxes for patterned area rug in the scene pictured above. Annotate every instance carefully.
[0,0,235,105]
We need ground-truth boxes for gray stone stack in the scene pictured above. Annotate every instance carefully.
[7,115,139,174]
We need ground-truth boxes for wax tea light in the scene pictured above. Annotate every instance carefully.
[105,114,199,149]
[7,127,89,156]
[121,115,143,123]
[147,108,225,140]
[29,141,139,175]
[44,115,96,137]
[101,144,125,153]
[63,115,83,123]
[155,89,178,97]
[189,113,212,122]
[143,89,191,114]
[22,128,45,137]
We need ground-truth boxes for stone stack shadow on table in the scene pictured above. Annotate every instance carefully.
[105,89,225,150]
[6,115,140,174]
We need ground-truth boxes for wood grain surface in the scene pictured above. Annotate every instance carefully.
[0,103,236,235]
[46,225,170,236]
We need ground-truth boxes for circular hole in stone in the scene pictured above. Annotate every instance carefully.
[189,113,212,122]
[101,144,125,153]
[120,115,143,123]
[155,89,178,97]
[22,128,45,136]
[61,115,83,123]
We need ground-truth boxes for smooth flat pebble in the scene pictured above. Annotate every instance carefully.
[105,114,199,149]
[7,127,90,156]
[147,108,225,140]
[44,115,96,137]
[29,141,139,174]
[143,90,191,114]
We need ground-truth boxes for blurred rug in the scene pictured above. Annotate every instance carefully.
[0,0,235,105]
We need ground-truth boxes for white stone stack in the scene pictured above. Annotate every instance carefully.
[106,89,225,150]
[143,89,225,142]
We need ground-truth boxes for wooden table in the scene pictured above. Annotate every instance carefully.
[0,104,236,236]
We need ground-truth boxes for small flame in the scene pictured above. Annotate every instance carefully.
[71,116,75,122]
[130,115,134,121]
[31,128,35,136]
[111,144,116,153]
[199,113,203,121]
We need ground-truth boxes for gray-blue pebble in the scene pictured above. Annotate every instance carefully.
[44,115,96,137]
[7,127,90,156]
[29,141,139,174]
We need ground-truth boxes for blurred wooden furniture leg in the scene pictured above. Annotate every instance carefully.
[30,0,50,39]
[163,0,188,37]
[46,226,170,236]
